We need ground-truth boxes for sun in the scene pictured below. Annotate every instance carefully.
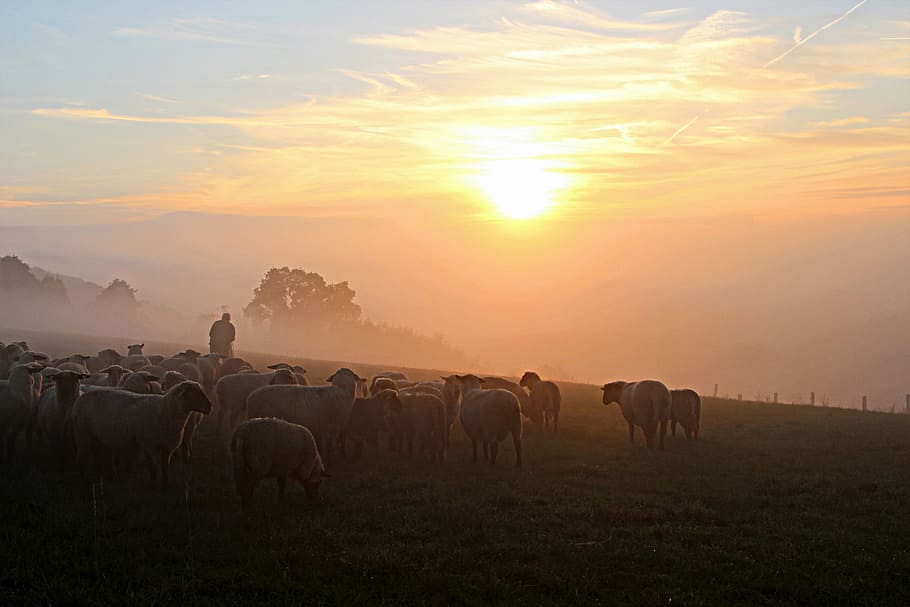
[474,158,569,219]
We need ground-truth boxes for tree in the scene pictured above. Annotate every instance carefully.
[0,255,40,290]
[96,278,138,308]
[39,275,69,305]
[244,267,362,328]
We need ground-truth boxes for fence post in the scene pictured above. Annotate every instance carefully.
[810,391,815,406]
[773,392,778,403]
[713,384,718,397]
[862,396,867,411]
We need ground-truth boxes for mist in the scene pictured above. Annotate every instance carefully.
[2,206,907,409]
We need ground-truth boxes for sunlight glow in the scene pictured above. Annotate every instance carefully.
[474,158,570,219]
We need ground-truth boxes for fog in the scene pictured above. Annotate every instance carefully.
[1,207,907,409]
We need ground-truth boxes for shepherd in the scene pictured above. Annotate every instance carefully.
[209,312,236,358]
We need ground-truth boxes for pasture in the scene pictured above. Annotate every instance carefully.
[1,329,908,606]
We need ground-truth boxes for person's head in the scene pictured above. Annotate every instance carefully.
[222,313,231,322]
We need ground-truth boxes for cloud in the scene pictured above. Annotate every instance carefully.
[812,116,869,128]
[136,92,180,104]
[228,74,274,81]
[113,17,290,46]
[25,3,909,222]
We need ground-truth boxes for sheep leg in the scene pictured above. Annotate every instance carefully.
[276,476,286,501]
[685,428,692,440]
[482,442,489,462]
[471,440,478,463]
[489,442,498,465]
[553,411,559,433]
[644,428,656,450]
[628,423,635,444]
[544,410,550,430]
[658,419,667,450]
[512,433,522,467]
[159,449,172,490]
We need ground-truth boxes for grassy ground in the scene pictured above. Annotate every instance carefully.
[1,329,908,606]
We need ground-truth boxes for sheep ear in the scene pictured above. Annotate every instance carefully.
[326,374,335,382]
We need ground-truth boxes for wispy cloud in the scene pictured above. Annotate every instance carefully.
[763,0,868,68]
[813,116,869,128]
[228,74,274,82]
[114,17,278,46]
[524,1,682,32]
[136,92,180,104]
[643,8,689,20]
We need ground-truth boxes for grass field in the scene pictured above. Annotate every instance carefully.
[1,329,908,606]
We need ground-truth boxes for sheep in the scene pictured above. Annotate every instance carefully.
[245,367,362,459]
[231,417,326,510]
[457,374,522,466]
[377,371,408,381]
[52,354,91,369]
[162,371,188,391]
[196,353,224,397]
[127,344,144,355]
[138,364,168,378]
[84,364,127,387]
[670,388,701,440]
[390,391,446,461]
[370,376,398,396]
[57,361,90,374]
[266,363,308,385]
[71,381,212,489]
[213,369,299,439]
[481,376,532,421]
[339,389,401,460]
[519,371,562,432]
[118,371,162,394]
[14,351,51,366]
[35,369,89,470]
[0,362,45,460]
[601,380,671,450]
[86,348,122,373]
[0,342,29,379]
[439,376,462,446]
[177,362,202,384]
[120,354,151,372]
[216,357,255,381]
[148,355,165,365]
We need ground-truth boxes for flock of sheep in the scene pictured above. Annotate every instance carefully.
[0,339,702,510]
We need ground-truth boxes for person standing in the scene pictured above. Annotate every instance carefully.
[209,312,236,357]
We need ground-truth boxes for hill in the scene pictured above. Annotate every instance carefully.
[1,329,907,606]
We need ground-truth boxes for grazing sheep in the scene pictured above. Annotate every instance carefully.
[458,375,522,466]
[670,389,701,440]
[127,344,144,355]
[71,381,212,489]
[86,348,122,374]
[231,417,326,510]
[391,391,446,461]
[245,368,362,458]
[601,380,671,450]
[481,377,532,420]
[519,371,562,432]
[35,369,89,469]
[213,369,299,439]
[0,363,46,459]
[370,376,398,396]
[340,389,401,460]
[162,371,188,391]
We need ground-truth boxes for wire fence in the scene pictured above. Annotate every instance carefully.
[713,387,910,414]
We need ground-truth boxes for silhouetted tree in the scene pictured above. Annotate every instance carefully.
[96,278,138,308]
[0,255,40,290]
[244,267,361,328]
[39,275,69,305]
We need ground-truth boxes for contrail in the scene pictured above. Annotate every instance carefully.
[763,0,868,68]
[664,114,700,145]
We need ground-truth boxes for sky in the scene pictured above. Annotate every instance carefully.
[1,1,908,401]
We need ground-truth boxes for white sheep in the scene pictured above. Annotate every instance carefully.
[86,348,123,373]
[127,343,144,355]
[601,380,671,450]
[118,371,162,394]
[213,369,299,440]
[481,376,531,420]
[216,357,255,382]
[457,374,522,466]
[231,417,326,510]
[0,342,29,379]
[245,367,362,459]
[71,381,212,488]
[370,376,398,395]
[0,362,46,460]
[519,371,562,432]
[377,371,408,381]
[35,368,89,469]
